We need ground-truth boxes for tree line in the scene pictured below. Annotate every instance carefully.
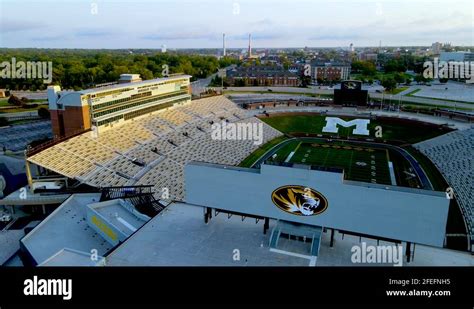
[0,49,239,91]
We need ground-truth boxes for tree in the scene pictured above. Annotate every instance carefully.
[0,49,237,90]
[414,74,426,84]
[38,107,50,119]
[394,73,406,84]
[384,59,407,73]
[8,95,23,106]
[300,75,311,87]
[0,117,8,127]
[351,60,376,76]
[381,78,397,91]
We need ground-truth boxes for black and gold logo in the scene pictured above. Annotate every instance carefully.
[271,185,328,216]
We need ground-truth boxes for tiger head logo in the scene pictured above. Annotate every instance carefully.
[271,185,328,216]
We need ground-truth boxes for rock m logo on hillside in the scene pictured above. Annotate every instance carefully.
[322,117,370,136]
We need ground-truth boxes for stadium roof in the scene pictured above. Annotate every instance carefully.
[0,186,70,206]
[20,193,112,265]
[0,230,24,265]
[77,75,192,95]
[39,248,105,267]
[106,202,311,266]
[106,201,473,267]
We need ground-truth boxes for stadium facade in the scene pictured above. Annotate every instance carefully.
[47,74,191,137]
[185,162,449,248]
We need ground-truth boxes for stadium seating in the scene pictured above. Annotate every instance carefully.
[414,128,474,238]
[28,96,284,202]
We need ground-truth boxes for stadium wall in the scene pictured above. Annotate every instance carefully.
[185,162,450,247]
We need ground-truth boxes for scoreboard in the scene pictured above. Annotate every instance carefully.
[334,80,368,106]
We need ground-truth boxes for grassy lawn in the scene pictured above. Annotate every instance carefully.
[404,89,421,96]
[351,72,413,83]
[0,104,48,114]
[384,86,409,95]
[238,135,288,167]
[268,139,300,162]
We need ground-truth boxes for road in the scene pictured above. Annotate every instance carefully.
[191,74,215,96]
[0,110,39,119]
[191,65,236,96]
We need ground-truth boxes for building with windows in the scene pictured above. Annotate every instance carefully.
[311,61,351,83]
[47,74,191,137]
[440,51,474,62]
[226,66,299,87]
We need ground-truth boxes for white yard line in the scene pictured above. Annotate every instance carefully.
[284,151,295,163]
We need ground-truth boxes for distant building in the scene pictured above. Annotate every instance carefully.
[431,42,443,54]
[431,42,454,55]
[227,66,299,87]
[440,51,474,62]
[358,52,378,62]
[47,74,191,137]
[311,61,351,82]
[118,74,142,84]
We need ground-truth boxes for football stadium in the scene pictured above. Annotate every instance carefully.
[1,74,473,267]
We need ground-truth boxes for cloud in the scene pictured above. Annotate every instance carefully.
[229,32,286,41]
[142,31,217,41]
[30,28,117,42]
[74,29,117,38]
[0,19,47,33]
[31,34,70,42]
[309,33,365,41]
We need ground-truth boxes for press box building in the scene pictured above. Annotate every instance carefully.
[47,74,192,137]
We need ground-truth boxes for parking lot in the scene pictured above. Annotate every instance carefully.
[0,121,52,152]
[409,81,474,103]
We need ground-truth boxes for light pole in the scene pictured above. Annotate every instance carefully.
[218,68,225,94]
[398,94,401,113]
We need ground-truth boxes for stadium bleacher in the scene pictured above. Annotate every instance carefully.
[28,96,283,202]
[414,128,474,241]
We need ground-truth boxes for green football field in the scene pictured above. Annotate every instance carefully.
[269,139,392,185]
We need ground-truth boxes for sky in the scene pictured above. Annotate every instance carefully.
[0,0,473,49]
